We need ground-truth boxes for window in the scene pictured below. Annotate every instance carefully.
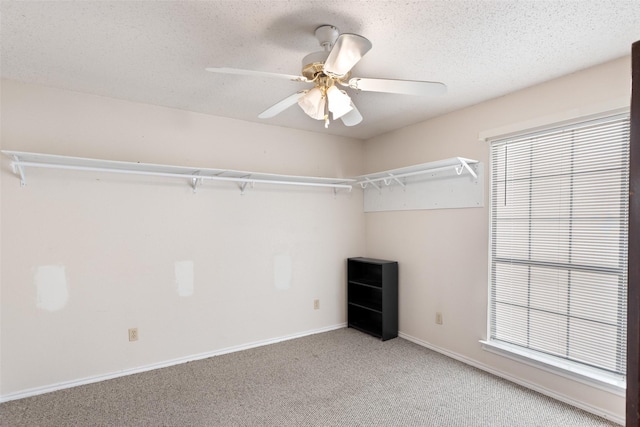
[487,113,630,387]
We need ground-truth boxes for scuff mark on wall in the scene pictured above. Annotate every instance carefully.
[174,260,194,297]
[274,254,292,291]
[34,265,69,311]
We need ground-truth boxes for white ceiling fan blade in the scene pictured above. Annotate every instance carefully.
[347,77,447,96]
[258,91,306,119]
[323,34,372,77]
[340,103,363,127]
[206,67,309,83]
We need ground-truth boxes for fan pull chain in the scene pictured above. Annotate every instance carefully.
[324,93,330,128]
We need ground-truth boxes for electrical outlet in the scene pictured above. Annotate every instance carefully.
[435,312,443,325]
[314,299,320,310]
[128,328,138,342]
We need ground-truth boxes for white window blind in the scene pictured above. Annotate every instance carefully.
[489,113,630,379]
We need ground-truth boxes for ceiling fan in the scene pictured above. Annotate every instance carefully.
[206,25,447,128]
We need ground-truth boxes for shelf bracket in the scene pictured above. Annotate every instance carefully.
[455,158,478,179]
[362,177,382,193]
[383,173,405,188]
[238,180,255,195]
[11,155,27,187]
[333,185,353,197]
[235,174,252,195]
[191,171,203,193]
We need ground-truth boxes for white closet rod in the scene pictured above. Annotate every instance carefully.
[5,152,480,196]
[356,158,477,188]
[11,160,354,191]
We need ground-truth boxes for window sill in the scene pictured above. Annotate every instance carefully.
[480,340,625,396]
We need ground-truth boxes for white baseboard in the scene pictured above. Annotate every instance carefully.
[398,331,624,426]
[0,323,346,403]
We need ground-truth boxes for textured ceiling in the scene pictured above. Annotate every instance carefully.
[2,1,640,140]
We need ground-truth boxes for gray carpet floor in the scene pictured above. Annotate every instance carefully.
[0,328,620,426]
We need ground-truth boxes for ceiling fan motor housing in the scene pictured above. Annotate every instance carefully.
[301,26,348,83]
[301,25,338,81]
[301,50,329,80]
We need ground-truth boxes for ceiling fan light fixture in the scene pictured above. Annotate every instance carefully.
[327,86,353,120]
[298,87,326,120]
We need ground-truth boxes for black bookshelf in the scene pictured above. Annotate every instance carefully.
[347,257,398,341]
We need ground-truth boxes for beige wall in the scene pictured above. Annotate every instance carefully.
[364,56,631,422]
[0,79,365,397]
